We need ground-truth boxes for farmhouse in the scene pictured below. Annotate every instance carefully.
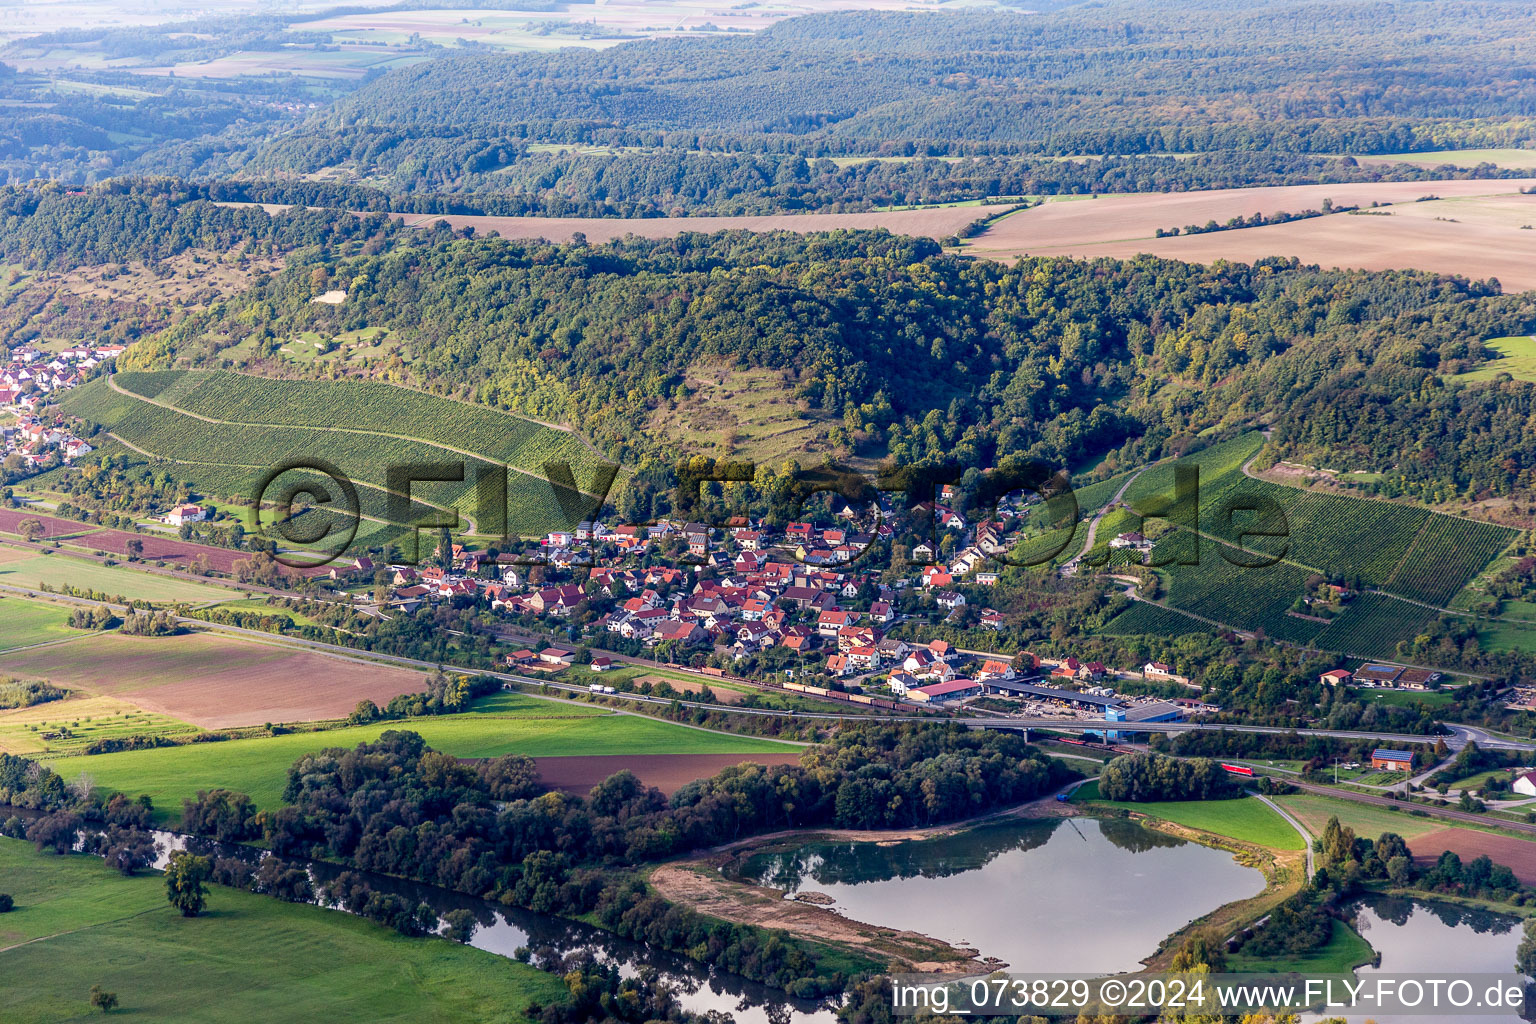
[1354,664,1403,687]
[1319,668,1354,686]
[164,504,207,526]
[1396,668,1441,689]
[1513,771,1536,798]
[1370,749,1414,771]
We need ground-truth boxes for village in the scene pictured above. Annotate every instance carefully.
[0,343,122,469]
[352,481,1211,727]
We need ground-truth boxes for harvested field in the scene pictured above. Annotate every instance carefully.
[635,675,747,704]
[1407,828,1536,886]
[965,180,1536,291]
[534,751,804,795]
[223,201,1016,244]
[0,507,324,577]
[0,507,100,539]
[390,205,1014,243]
[0,631,430,728]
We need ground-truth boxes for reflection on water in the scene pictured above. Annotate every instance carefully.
[21,818,836,1024]
[1305,894,1530,1024]
[734,816,1264,974]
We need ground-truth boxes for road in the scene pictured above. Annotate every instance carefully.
[1286,777,1536,837]
[1250,789,1315,876]
[1062,466,1149,576]
[12,579,1533,766]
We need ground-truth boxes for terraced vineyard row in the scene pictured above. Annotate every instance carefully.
[1156,552,1323,645]
[63,380,590,545]
[1099,601,1210,637]
[1280,490,1429,584]
[1111,431,1511,661]
[1309,594,1436,661]
[112,370,609,478]
[1380,513,1516,606]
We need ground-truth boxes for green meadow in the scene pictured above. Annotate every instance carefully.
[0,596,76,651]
[0,839,564,1024]
[1073,782,1306,850]
[1459,336,1536,383]
[44,692,796,816]
[0,552,236,605]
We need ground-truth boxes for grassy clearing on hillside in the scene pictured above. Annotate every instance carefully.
[0,596,76,650]
[0,839,564,1024]
[0,552,235,604]
[645,362,825,461]
[1072,782,1305,850]
[46,694,793,816]
[1479,619,1536,654]
[1459,336,1536,383]
[0,695,199,756]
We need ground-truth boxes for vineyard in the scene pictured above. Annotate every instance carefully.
[1109,431,1514,659]
[112,370,608,478]
[62,377,612,550]
[1156,554,1323,644]
[1309,594,1436,661]
[1380,514,1516,606]
[1099,601,1210,638]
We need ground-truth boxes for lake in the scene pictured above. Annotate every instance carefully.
[733,815,1268,973]
[1336,894,1528,1024]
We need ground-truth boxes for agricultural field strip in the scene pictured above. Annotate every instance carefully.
[110,373,608,496]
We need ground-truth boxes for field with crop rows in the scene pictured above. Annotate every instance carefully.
[1380,513,1516,606]
[1098,601,1210,637]
[63,377,606,544]
[1118,431,1510,658]
[1309,593,1436,660]
[122,370,606,477]
[1156,554,1323,643]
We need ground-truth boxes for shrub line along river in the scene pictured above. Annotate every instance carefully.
[7,808,1528,1024]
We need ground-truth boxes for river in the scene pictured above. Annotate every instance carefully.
[26,811,1515,1024]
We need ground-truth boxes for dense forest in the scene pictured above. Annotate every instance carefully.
[303,3,1536,154]
[5,1,1536,213]
[75,183,1535,507]
[220,0,1536,207]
